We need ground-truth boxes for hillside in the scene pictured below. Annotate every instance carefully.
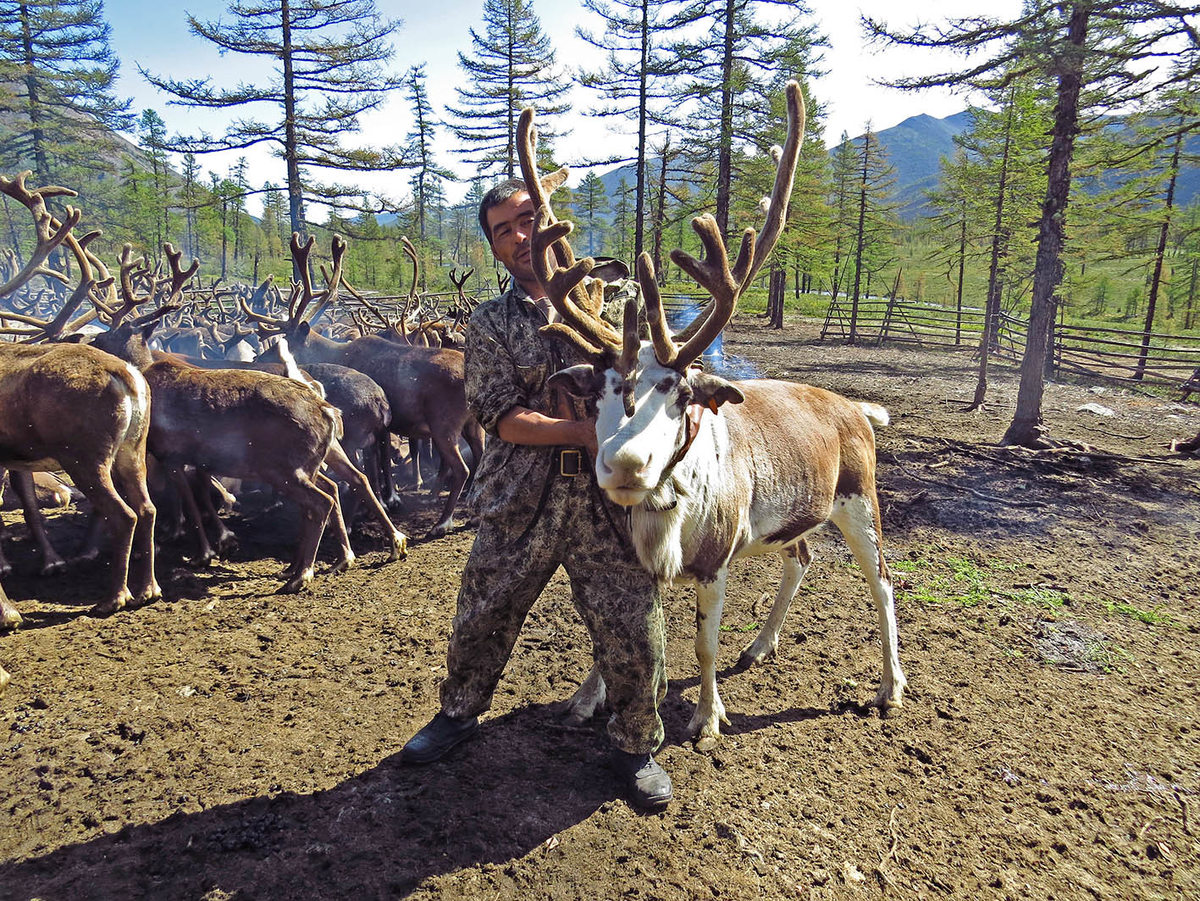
[591,109,1199,222]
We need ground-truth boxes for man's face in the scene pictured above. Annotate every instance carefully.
[486,191,538,289]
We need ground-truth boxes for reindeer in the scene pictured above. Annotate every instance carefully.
[245,234,483,538]
[0,172,160,621]
[86,243,405,592]
[517,82,906,748]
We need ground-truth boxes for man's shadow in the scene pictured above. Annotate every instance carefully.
[0,703,627,900]
[1,679,839,900]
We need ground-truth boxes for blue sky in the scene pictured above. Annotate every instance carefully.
[102,0,1020,212]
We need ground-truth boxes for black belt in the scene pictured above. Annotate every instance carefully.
[557,447,584,477]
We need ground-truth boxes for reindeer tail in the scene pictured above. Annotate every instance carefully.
[859,402,890,429]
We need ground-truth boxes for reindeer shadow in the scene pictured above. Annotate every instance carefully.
[0,704,622,900]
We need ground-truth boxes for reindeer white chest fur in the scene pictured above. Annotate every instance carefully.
[564,347,907,747]
[519,78,904,748]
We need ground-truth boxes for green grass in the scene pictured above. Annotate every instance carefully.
[719,621,762,634]
[1100,598,1175,625]
[896,554,991,608]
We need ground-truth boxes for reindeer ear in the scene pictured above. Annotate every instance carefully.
[297,321,311,339]
[140,320,160,341]
[688,370,744,410]
[548,364,605,397]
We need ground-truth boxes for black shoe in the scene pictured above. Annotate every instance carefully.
[612,750,673,810]
[401,712,480,765]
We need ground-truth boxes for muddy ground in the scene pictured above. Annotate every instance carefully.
[2,315,1199,901]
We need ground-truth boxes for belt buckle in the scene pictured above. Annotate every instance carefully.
[560,448,582,477]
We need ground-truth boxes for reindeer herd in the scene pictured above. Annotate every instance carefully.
[0,82,905,745]
[0,170,487,692]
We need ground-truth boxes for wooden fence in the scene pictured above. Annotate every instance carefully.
[820,294,1200,393]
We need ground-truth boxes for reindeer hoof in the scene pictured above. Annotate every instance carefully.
[132,585,164,608]
[873,679,907,710]
[280,569,314,594]
[90,592,131,617]
[0,562,11,579]
[389,533,409,560]
[41,558,68,576]
[329,554,356,575]
[0,608,22,631]
[426,520,452,540]
[0,665,10,696]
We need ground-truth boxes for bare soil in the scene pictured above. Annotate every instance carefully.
[2,315,1199,901]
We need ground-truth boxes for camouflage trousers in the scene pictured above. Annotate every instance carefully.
[440,459,668,754]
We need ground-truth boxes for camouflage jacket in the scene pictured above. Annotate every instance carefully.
[464,279,637,520]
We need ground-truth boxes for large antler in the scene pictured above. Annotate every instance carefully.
[0,172,116,341]
[651,80,805,370]
[517,109,630,368]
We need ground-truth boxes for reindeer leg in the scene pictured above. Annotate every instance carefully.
[65,462,137,616]
[380,433,402,510]
[559,662,609,725]
[112,445,161,607]
[689,571,730,750]
[316,471,355,574]
[323,444,407,561]
[277,472,333,594]
[170,466,216,565]
[0,580,21,631]
[741,540,812,666]
[831,494,907,709]
[11,471,66,575]
[426,430,469,539]
[0,518,11,580]
[194,467,237,553]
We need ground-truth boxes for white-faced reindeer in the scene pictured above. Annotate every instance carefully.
[0,172,160,623]
[520,82,906,747]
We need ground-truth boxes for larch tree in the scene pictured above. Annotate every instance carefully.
[865,2,1200,448]
[142,0,407,250]
[0,0,132,185]
[404,64,453,241]
[668,0,824,240]
[577,0,685,259]
[575,170,611,256]
[845,124,898,345]
[445,0,570,180]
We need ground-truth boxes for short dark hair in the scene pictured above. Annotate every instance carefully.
[478,178,528,245]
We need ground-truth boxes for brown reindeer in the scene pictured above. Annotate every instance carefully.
[86,243,404,592]
[518,83,905,747]
[245,234,483,538]
[0,173,159,621]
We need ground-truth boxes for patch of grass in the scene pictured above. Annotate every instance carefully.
[1008,586,1069,612]
[1100,598,1175,626]
[719,621,761,634]
[1084,639,1135,674]
[899,554,991,607]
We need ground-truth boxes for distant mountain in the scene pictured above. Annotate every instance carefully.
[865,110,973,218]
[589,108,1199,223]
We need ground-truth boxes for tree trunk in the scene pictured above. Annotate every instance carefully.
[634,0,649,260]
[714,0,736,239]
[849,132,870,346]
[281,0,305,279]
[969,93,1015,411]
[1134,122,1183,380]
[1002,5,1089,448]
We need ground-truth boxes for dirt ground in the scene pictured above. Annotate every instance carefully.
[2,315,1199,901]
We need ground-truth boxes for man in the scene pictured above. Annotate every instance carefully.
[400,179,673,810]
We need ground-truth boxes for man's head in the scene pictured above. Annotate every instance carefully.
[479,178,539,295]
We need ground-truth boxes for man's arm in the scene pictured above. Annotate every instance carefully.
[497,407,598,456]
